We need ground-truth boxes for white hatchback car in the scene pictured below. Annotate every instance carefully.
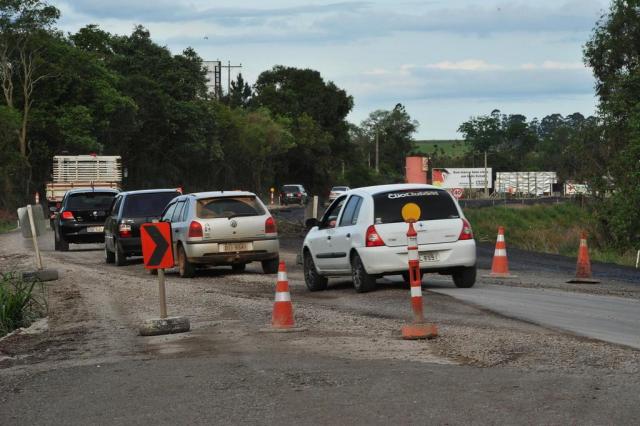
[302,184,476,292]
[160,191,279,278]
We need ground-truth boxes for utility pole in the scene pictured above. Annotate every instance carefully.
[375,129,379,173]
[219,60,242,99]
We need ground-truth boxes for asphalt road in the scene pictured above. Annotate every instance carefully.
[429,284,640,349]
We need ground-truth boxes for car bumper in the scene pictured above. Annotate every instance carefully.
[118,237,142,256]
[357,240,476,275]
[59,223,106,243]
[184,238,279,265]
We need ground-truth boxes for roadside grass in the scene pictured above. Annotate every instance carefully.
[464,202,638,267]
[0,209,16,233]
[0,272,47,338]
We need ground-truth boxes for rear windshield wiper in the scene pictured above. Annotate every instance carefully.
[226,213,258,219]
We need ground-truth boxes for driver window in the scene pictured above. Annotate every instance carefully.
[320,196,346,229]
[162,203,177,222]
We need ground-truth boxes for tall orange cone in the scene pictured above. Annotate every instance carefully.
[567,232,599,284]
[264,261,306,332]
[486,226,516,278]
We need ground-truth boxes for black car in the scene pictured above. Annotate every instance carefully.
[104,189,181,266]
[279,184,309,205]
[53,188,119,251]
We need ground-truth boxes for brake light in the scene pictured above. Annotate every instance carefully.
[188,221,203,238]
[458,218,474,240]
[118,223,132,238]
[61,211,74,220]
[365,225,385,247]
[265,216,277,234]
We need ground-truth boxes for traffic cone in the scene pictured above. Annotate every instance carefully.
[264,261,306,332]
[567,232,599,284]
[486,226,516,278]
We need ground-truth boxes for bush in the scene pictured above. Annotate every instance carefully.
[0,272,47,337]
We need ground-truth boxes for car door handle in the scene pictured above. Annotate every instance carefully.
[327,236,331,240]
[346,233,351,238]
[174,229,179,232]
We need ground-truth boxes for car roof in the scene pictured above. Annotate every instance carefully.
[187,191,257,199]
[65,188,119,195]
[351,183,442,195]
[118,188,181,196]
[282,184,302,187]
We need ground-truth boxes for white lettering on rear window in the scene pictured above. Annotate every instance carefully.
[388,191,439,199]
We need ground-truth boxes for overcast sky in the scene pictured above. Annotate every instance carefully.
[55,0,608,139]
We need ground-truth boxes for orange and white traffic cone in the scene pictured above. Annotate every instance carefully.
[401,221,438,340]
[264,261,306,332]
[486,226,516,278]
[567,232,599,284]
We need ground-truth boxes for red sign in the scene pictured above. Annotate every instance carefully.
[140,222,174,269]
[452,188,464,199]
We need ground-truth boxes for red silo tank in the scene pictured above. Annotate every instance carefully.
[405,156,427,184]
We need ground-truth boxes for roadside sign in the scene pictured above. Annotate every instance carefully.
[452,188,464,199]
[141,223,174,269]
[401,202,421,223]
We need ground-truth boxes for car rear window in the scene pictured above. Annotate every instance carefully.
[332,187,348,191]
[282,185,299,193]
[196,196,266,219]
[66,192,116,210]
[373,189,459,224]
[123,192,179,217]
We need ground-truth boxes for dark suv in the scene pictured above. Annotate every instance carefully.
[104,189,180,266]
[53,188,119,251]
[279,184,309,205]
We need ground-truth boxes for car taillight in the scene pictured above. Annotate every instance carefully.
[265,216,277,234]
[118,223,132,238]
[365,225,385,247]
[188,221,203,238]
[61,211,74,220]
[458,218,474,240]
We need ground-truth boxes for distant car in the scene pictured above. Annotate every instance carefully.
[328,186,350,203]
[279,184,308,205]
[302,184,477,293]
[53,188,119,251]
[160,191,279,278]
[104,189,181,266]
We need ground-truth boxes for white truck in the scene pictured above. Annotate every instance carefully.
[46,155,122,216]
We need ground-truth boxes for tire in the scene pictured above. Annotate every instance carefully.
[232,263,246,273]
[105,244,115,264]
[178,245,195,278]
[261,258,279,274]
[453,266,476,288]
[55,227,69,252]
[303,251,328,291]
[351,252,377,293]
[114,240,127,266]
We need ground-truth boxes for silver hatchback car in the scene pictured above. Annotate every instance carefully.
[160,191,279,277]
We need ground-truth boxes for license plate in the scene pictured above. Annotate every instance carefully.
[87,226,104,233]
[419,252,439,262]
[220,242,252,252]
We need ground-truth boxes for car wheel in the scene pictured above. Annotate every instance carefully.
[105,245,115,264]
[232,263,246,273]
[303,251,328,291]
[261,258,279,274]
[452,266,476,288]
[178,245,195,278]
[351,252,377,293]
[114,240,127,266]
[55,228,69,252]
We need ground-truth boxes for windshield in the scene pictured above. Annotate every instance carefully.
[373,189,459,224]
[122,192,179,218]
[332,187,349,191]
[66,192,116,210]
[282,185,300,193]
[196,196,265,219]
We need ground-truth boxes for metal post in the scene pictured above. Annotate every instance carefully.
[375,130,379,173]
[484,151,488,198]
[312,196,319,219]
[158,268,167,319]
[27,204,43,270]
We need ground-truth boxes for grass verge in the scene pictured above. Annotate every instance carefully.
[0,272,47,338]
[464,202,638,267]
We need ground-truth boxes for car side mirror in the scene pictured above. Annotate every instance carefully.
[305,218,319,229]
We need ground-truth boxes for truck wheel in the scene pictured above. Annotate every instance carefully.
[351,252,377,293]
[115,241,127,266]
[453,266,476,288]
[178,245,195,278]
[304,251,328,291]
[261,258,279,274]
[105,245,115,264]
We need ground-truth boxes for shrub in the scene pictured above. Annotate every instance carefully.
[0,272,47,337]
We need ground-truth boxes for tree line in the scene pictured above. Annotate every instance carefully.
[0,0,418,212]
